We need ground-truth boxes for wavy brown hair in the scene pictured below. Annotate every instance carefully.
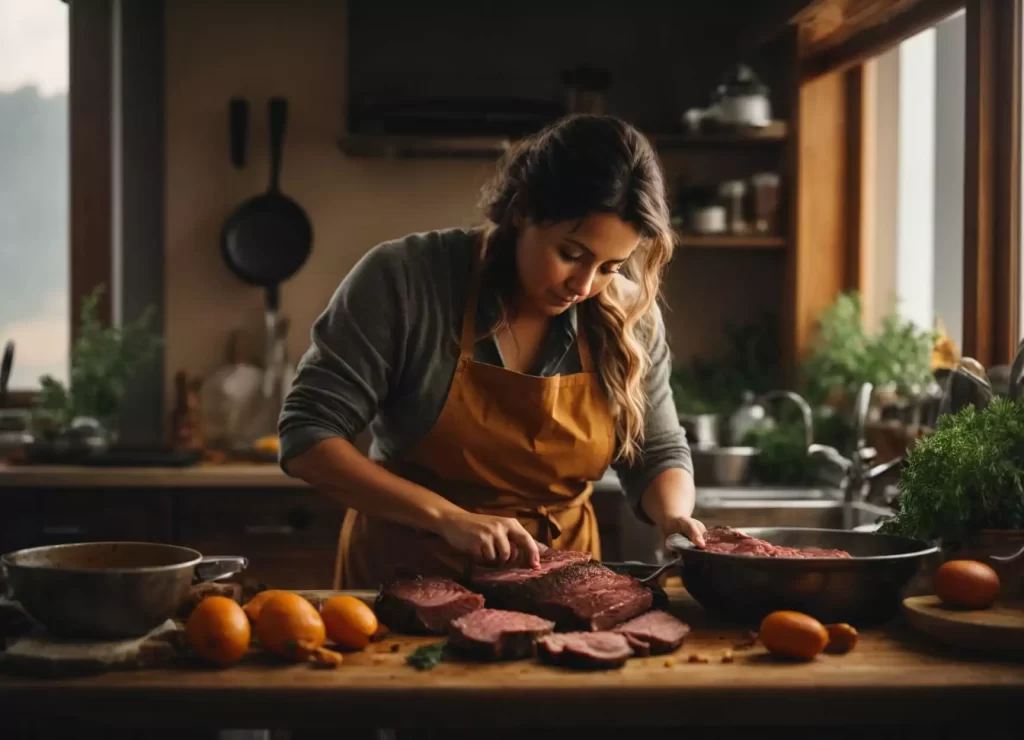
[477,114,675,464]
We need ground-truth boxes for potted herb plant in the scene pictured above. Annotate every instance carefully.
[879,397,1024,601]
[30,286,161,452]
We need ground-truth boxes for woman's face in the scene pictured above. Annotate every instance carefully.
[515,212,641,317]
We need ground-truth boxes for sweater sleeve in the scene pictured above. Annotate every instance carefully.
[278,242,409,471]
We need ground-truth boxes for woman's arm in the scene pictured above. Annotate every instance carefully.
[287,438,540,565]
[279,242,539,567]
[612,301,706,545]
[639,468,705,547]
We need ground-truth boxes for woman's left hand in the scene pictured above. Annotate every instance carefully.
[658,515,707,548]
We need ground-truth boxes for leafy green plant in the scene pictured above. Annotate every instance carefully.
[32,286,161,434]
[879,397,1024,543]
[800,292,937,406]
[742,422,818,485]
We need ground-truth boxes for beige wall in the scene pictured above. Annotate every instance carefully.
[164,0,778,412]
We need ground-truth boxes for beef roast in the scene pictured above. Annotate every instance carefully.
[448,608,555,660]
[375,576,485,635]
[702,526,852,559]
[479,561,654,631]
[612,610,690,655]
[469,544,592,588]
[537,631,634,670]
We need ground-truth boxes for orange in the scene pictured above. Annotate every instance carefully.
[759,610,829,660]
[321,595,379,651]
[185,596,251,667]
[935,560,1000,609]
[255,592,326,661]
[243,590,293,623]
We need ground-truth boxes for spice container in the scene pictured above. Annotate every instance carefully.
[750,172,782,234]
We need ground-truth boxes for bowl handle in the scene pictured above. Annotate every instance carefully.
[194,556,249,583]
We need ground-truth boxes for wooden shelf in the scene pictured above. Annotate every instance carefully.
[674,233,786,249]
[337,121,788,159]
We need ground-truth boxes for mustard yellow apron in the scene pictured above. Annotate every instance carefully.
[335,240,616,589]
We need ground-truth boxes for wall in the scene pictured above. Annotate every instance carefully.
[164,0,780,413]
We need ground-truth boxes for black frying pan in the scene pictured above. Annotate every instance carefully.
[220,97,312,311]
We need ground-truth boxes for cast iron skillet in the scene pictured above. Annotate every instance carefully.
[220,97,312,311]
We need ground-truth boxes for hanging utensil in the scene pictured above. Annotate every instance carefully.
[220,97,313,316]
[0,341,13,407]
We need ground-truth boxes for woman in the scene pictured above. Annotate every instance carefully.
[279,114,705,590]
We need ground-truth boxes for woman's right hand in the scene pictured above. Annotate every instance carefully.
[438,511,541,569]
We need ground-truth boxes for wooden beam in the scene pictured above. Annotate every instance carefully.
[963,0,1021,366]
[799,0,965,79]
[785,56,858,375]
[69,0,113,338]
[844,65,867,294]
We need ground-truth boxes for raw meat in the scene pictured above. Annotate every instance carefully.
[469,544,592,587]
[612,610,690,655]
[701,527,852,559]
[375,576,485,635]
[478,561,654,631]
[448,608,555,660]
[537,631,635,670]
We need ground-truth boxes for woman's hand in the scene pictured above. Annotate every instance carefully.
[438,511,541,568]
[639,468,705,547]
[657,514,707,548]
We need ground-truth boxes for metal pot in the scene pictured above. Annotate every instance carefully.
[1,541,247,639]
[691,446,758,486]
[664,528,937,625]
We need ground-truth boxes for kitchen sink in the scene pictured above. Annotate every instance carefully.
[696,486,840,502]
[694,489,893,532]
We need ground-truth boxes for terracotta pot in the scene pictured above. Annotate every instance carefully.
[942,530,1024,603]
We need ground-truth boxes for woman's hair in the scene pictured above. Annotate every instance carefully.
[477,114,675,464]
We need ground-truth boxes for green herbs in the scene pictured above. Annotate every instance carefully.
[880,397,1024,543]
[32,285,161,433]
[406,641,448,671]
[742,423,818,486]
[801,292,936,405]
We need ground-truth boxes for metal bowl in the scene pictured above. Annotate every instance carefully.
[691,445,758,486]
[2,541,247,639]
[666,527,939,626]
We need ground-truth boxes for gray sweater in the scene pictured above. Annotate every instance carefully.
[278,227,692,522]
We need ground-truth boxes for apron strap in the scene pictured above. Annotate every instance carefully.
[576,322,596,374]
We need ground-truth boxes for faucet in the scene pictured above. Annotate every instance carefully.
[755,389,815,449]
[938,356,994,416]
[808,382,904,504]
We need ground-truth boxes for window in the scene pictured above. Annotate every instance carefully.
[0,0,69,391]
[864,11,966,347]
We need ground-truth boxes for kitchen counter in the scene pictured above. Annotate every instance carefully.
[0,461,308,488]
[0,588,1020,731]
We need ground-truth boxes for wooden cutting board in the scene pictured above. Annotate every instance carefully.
[902,595,1024,659]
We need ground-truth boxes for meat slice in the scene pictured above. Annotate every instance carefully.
[448,608,555,660]
[375,576,485,635]
[481,561,654,631]
[612,610,690,655]
[469,544,592,588]
[701,527,852,559]
[537,632,634,670]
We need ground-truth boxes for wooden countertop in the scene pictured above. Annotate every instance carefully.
[1,589,1021,730]
[0,462,309,488]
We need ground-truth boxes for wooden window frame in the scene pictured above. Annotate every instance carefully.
[4,0,112,406]
[962,0,1022,366]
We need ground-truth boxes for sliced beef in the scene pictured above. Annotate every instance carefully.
[702,526,852,559]
[448,608,555,660]
[375,576,485,635]
[612,610,690,655]
[469,544,592,588]
[537,632,634,670]
[479,561,653,631]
